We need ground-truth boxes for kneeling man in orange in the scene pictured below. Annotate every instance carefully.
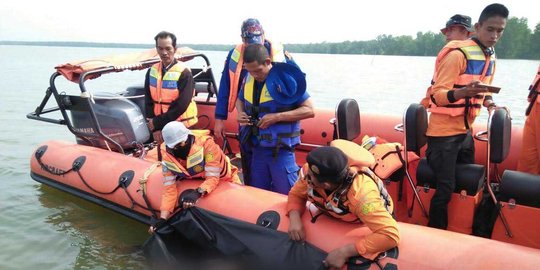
[150,121,241,231]
[287,140,399,269]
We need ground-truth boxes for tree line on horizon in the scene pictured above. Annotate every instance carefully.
[284,17,540,60]
[2,17,538,60]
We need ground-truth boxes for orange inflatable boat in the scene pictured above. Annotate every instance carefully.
[28,49,540,269]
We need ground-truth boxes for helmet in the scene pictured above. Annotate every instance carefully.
[162,121,192,148]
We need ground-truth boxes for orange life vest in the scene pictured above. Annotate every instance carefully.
[428,39,495,118]
[161,134,238,183]
[159,132,241,213]
[226,40,285,112]
[302,140,393,223]
[302,165,393,223]
[359,135,420,180]
[149,61,198,127]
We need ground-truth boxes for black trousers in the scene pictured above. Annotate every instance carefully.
[426,132,475,229]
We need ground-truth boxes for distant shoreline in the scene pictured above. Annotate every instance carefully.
[2,36,538,60]
[0,41,233,51]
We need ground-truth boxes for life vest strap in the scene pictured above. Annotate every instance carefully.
[258,131,301,142]
[153,100,172,105]
[245,104,298,114]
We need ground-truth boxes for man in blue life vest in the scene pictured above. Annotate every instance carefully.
[426,4,508,229]
[144,31,198,143]
[213,18,294,185]
[236,44,314,194]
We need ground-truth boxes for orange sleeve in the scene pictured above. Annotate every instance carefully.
[430,50,467,106]
[160,169,179,213]
[286,164,309,215]
[348,174,400,260]
[198,138,222,193]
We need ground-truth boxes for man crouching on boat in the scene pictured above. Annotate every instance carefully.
[287,140,399,269]
[150,121,241,231]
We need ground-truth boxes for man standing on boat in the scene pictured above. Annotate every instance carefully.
[517,66,540,174]
[287,140,399,269]
[236,44,314,195]
[213,18,294,185]
[145,31,198,143]
[420,14,475,108]
[425,4,508,230]
[150,121,241,230]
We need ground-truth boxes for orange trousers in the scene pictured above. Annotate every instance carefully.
[517,101,540,174]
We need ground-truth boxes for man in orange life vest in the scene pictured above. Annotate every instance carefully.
[425,3,508,229]
[287,141,399,269]
[517,66,540,174]
[149,121,240,231]
[420,14,475,108]
[213,18,294,185]
[145,31,198,143]
[236,44,314,194]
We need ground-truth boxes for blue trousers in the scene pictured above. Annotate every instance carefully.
[250,146,300,195]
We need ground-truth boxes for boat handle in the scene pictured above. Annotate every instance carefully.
[474,131,488,142]
[394,123,404,133]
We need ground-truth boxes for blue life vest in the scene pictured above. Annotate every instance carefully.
[243,74,301,149]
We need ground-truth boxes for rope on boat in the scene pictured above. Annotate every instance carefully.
[36,152,160,214]
[137,162,161,218]
[140,162,160,194]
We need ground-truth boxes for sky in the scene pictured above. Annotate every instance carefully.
[0,0,538,45]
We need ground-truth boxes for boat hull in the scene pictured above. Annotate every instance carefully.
[30,138,540,269]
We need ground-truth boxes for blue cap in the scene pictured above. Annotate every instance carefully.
[241,18,264,44]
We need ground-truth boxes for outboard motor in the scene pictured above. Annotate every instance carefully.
[70,92,150,150]
[121,85,146,116]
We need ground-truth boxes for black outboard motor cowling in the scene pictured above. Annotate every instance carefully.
[70,92,150,150]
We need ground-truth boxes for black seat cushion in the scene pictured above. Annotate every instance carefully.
[335,99,360,141]
[489,109,512,163]
[416,158,485,196]
[404,103,428,155]
[500,170,540,208]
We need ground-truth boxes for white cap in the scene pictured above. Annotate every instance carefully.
[162,121,192,148]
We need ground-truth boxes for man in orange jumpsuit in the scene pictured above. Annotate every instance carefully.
[517,66,540,174]
[150,121,240,231]
[287,141,399,269]
[425,4,508,229]
[420,14,474,108]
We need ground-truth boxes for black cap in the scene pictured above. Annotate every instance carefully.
[306,147,349,182]
[441,14,474,33]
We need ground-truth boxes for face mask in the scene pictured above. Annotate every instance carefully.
[166,136,193,159]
